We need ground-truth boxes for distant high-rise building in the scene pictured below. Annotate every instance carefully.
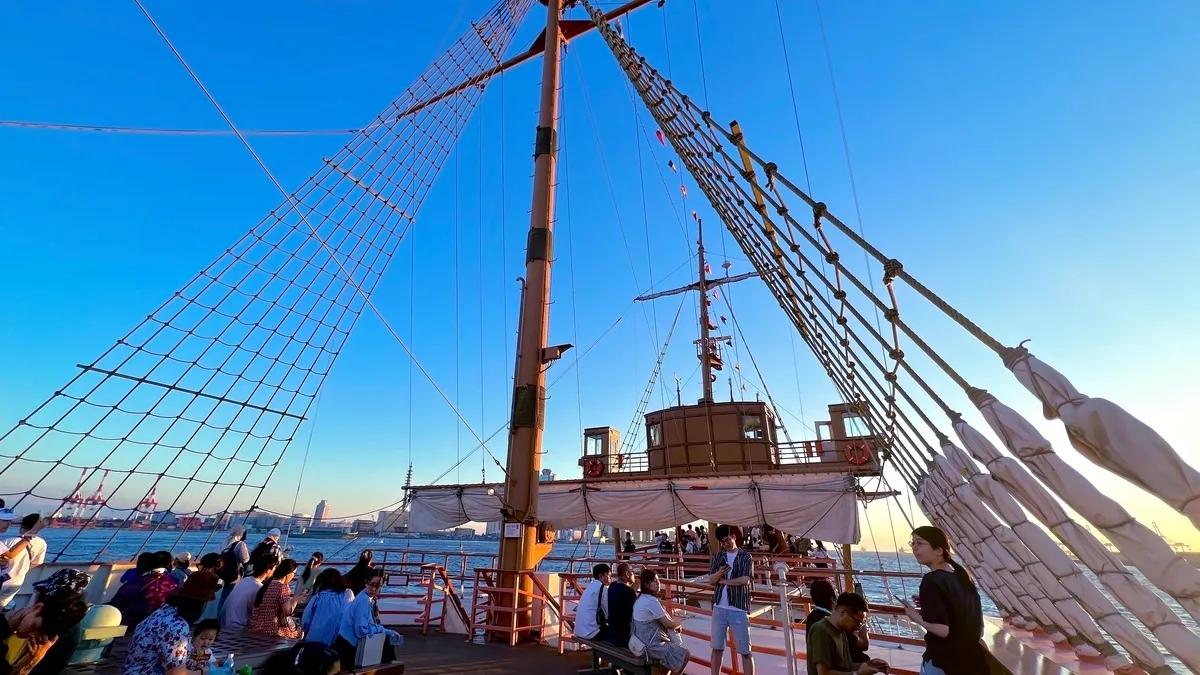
[539,469,556,482]
[314,500,331,524]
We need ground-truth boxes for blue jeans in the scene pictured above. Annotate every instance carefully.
[920,661,946,675]
[710,607,751,654]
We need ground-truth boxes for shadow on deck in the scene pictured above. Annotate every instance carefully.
[395,629,592,675]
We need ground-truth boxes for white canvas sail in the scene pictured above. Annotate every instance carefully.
[970,391,1200,623]
[939,441,1164,670]
[928,460,1128,667]
[1006,348,1200,530]
[409,472,859,543]
[954,415,1200,670]
[922,479,1067,640]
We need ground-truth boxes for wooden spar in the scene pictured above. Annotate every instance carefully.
[495,0,563,638]
[395,0,655,121]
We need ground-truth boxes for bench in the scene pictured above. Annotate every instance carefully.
[575,636,653,675]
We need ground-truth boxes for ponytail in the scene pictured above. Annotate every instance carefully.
[255,578,274,607]
[947,557,977,596]
[302,552,323,583]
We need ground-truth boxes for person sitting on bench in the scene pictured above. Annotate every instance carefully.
[575,564,611,641]
[606,563,637,647]
[631,569,689,674]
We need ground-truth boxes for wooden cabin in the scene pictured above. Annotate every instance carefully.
[578,401,884,479]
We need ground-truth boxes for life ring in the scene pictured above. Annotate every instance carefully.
[844,442,871,466]
[584,457,604,478]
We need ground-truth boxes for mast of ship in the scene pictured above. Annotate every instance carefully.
[496,0,564,630]
[696,219,716,403]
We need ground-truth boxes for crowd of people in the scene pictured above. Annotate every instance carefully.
[588,523,987,675]
[0,509,985,675]
[110,529,400,675]
[0,511,401,675]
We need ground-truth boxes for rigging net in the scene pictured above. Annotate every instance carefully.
[0,0,537,562]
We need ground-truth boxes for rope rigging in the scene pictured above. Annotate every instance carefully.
[578,0,946,492]
[577,8,1200,668]
[0,0,536,561]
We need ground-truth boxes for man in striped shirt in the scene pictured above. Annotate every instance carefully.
[706,524,755,675]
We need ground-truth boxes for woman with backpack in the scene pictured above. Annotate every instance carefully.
[217,525,251,611]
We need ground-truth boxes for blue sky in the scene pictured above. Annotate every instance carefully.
[2,1,1199,550]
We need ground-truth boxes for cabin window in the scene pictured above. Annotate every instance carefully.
[741,415,764,440]
[584,434,604,456]
[843,413,870,438]
[647,422,663,448]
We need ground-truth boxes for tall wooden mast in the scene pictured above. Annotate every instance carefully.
[696,218,715,403]
[498,0,563,588]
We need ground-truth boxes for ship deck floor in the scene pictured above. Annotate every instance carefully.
[64,629,592,675]
[395,629,592,674]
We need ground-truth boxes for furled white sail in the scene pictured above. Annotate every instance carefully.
[922,478,1067,640]
[970,390,1200,623]
[408,473,859,542]
[930,455,1130,669]
[916,490,1021,624]
[1005,347,1200,531]
[940,441,1165,671]
[955,415,1200,671]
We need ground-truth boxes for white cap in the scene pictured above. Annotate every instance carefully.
[175,551,193,564]
[267,528,282,538]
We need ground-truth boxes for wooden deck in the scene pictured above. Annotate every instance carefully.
[394,629,592,674]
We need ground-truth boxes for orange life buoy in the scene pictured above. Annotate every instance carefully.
[845,442,871,466]
[584,457,604,478]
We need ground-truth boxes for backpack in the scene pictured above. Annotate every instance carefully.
[219,543,241,583]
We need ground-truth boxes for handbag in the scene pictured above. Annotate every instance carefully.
[627,634,646,657]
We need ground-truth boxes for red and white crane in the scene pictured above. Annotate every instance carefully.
[135,479,159,525]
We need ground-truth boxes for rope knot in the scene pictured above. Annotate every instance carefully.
[812,202,827,221]
[882,308,899,322]
[824,251,839,264]
[832,289,847,300]
[888,348,904,361]
[884,372,897,382]
[882,258,903,283]
[999,339,1031,369]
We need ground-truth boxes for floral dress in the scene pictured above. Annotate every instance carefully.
[631,594,689,672]
[249,581,302,639]
[122,604,192,675]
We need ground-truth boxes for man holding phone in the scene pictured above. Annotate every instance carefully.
[705,524,755,675]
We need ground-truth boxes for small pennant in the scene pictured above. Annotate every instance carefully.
[655,129,666,145]
[680,184,688,197]
[667,159,677,172]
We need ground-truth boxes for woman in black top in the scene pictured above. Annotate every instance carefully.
[902,526,988,675]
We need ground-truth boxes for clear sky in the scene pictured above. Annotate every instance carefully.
[2,1,1199,552]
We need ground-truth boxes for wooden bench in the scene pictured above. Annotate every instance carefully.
[575,636,653,675]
